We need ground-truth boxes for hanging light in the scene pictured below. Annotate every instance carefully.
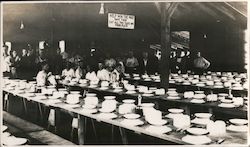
[20,20,24,29]
[99,3,104,14]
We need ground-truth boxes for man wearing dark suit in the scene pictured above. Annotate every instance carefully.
[138,51,158,75]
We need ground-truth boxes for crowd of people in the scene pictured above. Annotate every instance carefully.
[1,42,210,86]
[1,43,160,86]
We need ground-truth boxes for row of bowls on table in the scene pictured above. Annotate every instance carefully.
[165,109,248,144]
[62,78,166,95]
[2,125,28,146]
[183,91,246,107]
[124,84,166,95]
[169,76,247,90]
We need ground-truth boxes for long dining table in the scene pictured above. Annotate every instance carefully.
[2,78,248,145]
[123,76,248,96]
[59,80,247,118]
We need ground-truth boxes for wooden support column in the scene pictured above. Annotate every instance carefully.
[160,2,179,90]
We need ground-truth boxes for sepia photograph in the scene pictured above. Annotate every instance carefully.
[0,0,249,146]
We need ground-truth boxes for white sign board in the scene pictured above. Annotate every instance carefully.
[108,13,135,29]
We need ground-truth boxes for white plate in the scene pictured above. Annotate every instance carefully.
[214,85,224,88]
[146,126,172,134]
[196,84,206,87]
[113,89,123,92]
[183,82,191,85]
[186,128,209,135]
[3,136,28,146]
[48,96,60,99]
[229,119,248,126]
[168,93,179,97]
[82,104,96,109]
[168,108,184,114]
[232,87,244,90]
[194,113,212,119]
[134,77,141,80]
[121,119,144,126]
[126,91,136,94]
[100,87,109,90]
[182,135,212,145]
[2,125,8,132]
[167,96,181,100]
[98,113,118,119]
[221,99,233,103]
[190,99,205,104]
[226,125,248,132]
[124,113,140,119]
[99,108,115,113]
[104,96,116,100]
[218,103,235,108]
[191,118,212,125]
[148,119,167,126]
[122,99,135,103]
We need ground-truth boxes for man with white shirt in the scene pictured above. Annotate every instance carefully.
[62,61,75,81]
[97,63,110,81]
[36,63,57,86]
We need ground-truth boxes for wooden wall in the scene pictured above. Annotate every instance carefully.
[3,2,247,72]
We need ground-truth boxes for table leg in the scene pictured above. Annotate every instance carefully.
[91,119,98,142]
[22,98,28,116]
[4,93,9,112]
[111,125,114,143]
[55,108,60,133]
[38,103,44,122]
[78,115,86,145]
[119,127,128,144]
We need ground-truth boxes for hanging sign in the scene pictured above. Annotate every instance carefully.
[108,13,135,29]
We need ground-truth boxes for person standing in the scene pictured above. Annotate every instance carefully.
[125,51,139,74]
[193,51,210,75]
[2,45,11,77]
[75,59,86,79]
[35,48,48,73]
[19,48,30,79]
[138,51,158,75]
[9,50,21,78]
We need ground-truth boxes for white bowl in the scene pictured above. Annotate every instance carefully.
[229,119,248,126]
[70,91,80,94]
[122,99,135,103]
[186,128,209,135]
[124,113,140,119]
[194,113,212,119]
[104,96,116,100]
[168,108,184,114]
[148,119,167,126]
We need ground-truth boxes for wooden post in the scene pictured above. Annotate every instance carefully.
[160,2,179,90]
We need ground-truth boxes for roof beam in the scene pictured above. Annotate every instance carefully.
[224,2,247,18]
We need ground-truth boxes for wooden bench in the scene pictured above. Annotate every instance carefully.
[3,111,75,145]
